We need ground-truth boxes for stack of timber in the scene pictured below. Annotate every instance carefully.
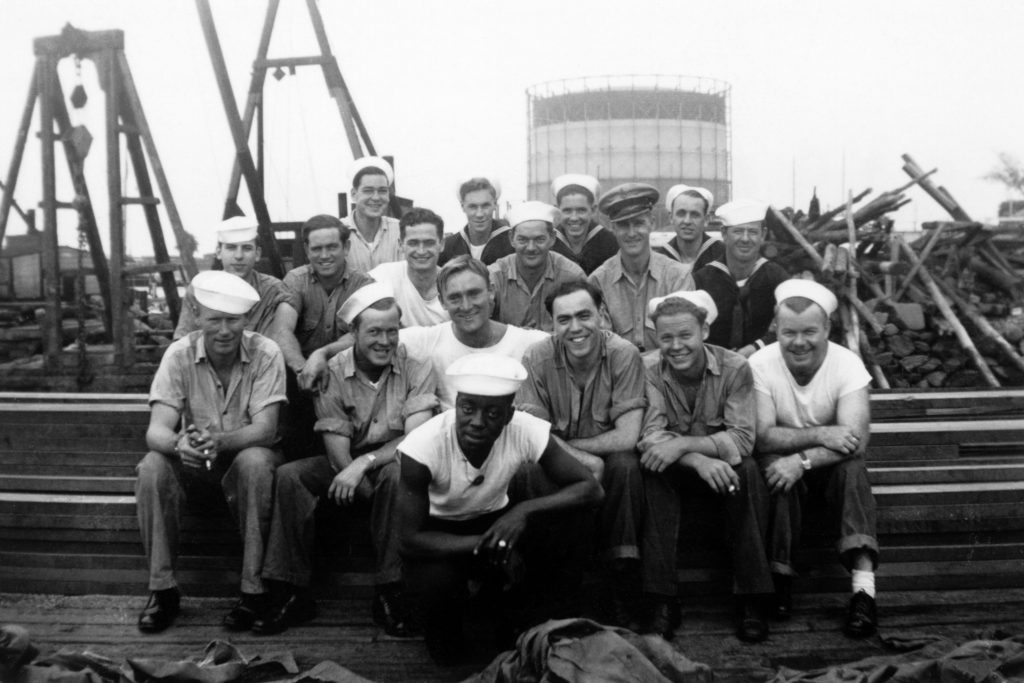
[1,390,1023,599]
[764,154,1024,389]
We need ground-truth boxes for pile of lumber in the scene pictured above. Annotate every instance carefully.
[764,154,1024,389]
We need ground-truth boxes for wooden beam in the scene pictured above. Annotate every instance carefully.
[0,63,39,248]
[116,52,198,281]
[104,49,131,367]
[195,0,284,278]
[37,55,63,367]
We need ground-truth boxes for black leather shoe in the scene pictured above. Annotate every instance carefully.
[736,597,769,643]
[844,590,877,638]
[138,588,180,633]
[641,598,675,639]
[372,586,417,637]
[223,593,265,631]
[772,574,792,621]
[252,592,317,635]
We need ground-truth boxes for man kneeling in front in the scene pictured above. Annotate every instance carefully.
[396,354,603,665]
[750,279,879,637]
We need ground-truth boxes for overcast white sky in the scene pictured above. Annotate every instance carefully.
[1,0,1023,256]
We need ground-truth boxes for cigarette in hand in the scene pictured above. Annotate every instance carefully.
[204,450,211,471]
[727,484,737,494]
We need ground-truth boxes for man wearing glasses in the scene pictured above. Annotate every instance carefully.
[694,200,789,358]
[343,156,403,273]
[489,201,585,331]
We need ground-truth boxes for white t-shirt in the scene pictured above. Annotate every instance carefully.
[469,243,486,260]
[749,341,871,428]
[399,323,549,409]
[368,261,448,328]
[399,409,550,520]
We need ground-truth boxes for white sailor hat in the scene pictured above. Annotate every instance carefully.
[508,201,560,229]
[216,216,259,245]
[338,281,396,326]
[446,353,527,397]
[665,184,714,213]
[349,156,394,186]
[457,176,502,201]
[551,174,601,202]
[191,270,260,315]
[775,278,838,317]
[716,199,768,227]
[648,289,719,325]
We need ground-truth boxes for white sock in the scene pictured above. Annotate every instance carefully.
[851,569,875,598]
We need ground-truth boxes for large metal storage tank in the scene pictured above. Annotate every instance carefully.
[527,75,731,225]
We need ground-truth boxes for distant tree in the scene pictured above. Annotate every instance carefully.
[985,152,1024,197]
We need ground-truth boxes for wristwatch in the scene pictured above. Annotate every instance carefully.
[798,451,812,470]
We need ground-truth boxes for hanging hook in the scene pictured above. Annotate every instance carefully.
[70,56,88,109]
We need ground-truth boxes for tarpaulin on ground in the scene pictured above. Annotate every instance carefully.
[464,617,713,683]
[772,632,1024,682]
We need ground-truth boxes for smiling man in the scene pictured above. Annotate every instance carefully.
[589,182,693,352]
[257,283,438,637]
[653,184,724,280]
[367,207,449,327]
[136,271,286,634]
[343,156,403,273]
[694,199,789,357]
[749,279,878,638]
[515,279,647,628]
[489,201,585,331]
[173,217,290,339]
[637,290,773,643]
[395,256,549,409]
[548,173,619,275]
[439,177,514,266]
[397,354,602,665]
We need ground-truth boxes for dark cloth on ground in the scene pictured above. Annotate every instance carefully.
[464,617,713,683]
[771,633,1024,682]
[6,638,299,683]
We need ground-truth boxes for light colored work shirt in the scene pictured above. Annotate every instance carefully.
[588,252,694,352]
[313,343,439,451]
[149,330,287,439]
[516,330,646,440]
[344,215,403,274]
[638,344,756,463]
[489,252,585,331]
[282,264,373,356]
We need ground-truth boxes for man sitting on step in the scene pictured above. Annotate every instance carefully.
[136,271,287,633]
[256,283,439,637]
[749,278,879,638]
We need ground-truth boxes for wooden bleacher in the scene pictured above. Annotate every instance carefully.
[0,389,1022,598]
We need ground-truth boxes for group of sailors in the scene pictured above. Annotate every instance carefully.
[136,157,879,666]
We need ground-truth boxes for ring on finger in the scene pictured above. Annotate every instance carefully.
[497,539,508,548]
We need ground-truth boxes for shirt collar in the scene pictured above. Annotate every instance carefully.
[507,253,557,283]
[611,252,660,282]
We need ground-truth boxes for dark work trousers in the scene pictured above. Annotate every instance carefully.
[404,475,594,648]
[758,456,880,576]
[512,451,643,562]
[641,457,774,597]
[136,446,283,595]
[262,457,402,588]
[281,368,322,462]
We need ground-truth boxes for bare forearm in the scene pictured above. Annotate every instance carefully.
[146,425,179,456]
[805,446,851,467]
[759,425,829,454]
[568,429,636,456]
[211,423,276,452]
[272,330,306,373]
[512,479,601,518]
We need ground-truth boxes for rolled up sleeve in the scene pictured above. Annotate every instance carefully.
[402,354,441,420]
[249,346,288,415]
[608,345,647,422]
[713,362,756,460]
